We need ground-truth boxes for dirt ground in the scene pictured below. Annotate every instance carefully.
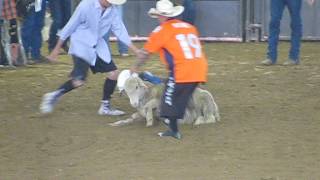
[0,42,319,180]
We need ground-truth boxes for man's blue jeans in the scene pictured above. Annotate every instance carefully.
[48,0,71,51]
[182,0,196,25]
[267,0,302,63]
[21,2,46,60]
[0,20,5,65]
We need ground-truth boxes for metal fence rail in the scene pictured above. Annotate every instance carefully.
[71,0,320,41]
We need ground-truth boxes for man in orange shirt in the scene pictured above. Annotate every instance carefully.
[132,0,208,139]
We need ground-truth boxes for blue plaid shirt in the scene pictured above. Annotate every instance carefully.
[58,0,131,65]
[0,0,3,19]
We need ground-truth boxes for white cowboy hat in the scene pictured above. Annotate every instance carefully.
[148,0,184,18]
[117,69,138,92]
[107,0,127,5]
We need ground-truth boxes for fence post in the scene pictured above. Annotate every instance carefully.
[241,0,248,42]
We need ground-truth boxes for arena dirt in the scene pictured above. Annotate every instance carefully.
[0,42,319,179]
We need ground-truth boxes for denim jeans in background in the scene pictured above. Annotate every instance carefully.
[0,20,6,65]
[48,0,72,51]
[267,0,302,63]
[105,5,129,55]
[21,1,46,60]
[182,0,196,25]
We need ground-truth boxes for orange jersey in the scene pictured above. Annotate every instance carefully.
[144,19,208,83]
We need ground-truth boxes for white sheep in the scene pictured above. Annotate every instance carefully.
[110,74,220,127]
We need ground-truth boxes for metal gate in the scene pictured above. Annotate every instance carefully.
[71,0,320,41]
[245,0,320,41]
[123,0,243,41]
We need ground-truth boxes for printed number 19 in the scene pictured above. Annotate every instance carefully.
[176,34,202,59]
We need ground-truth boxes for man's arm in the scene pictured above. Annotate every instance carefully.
[57,2,83,41]
[46,2,84,62]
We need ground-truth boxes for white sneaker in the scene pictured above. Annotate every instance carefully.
[40,91,59,114]
[120,53,129,57]
[283,59,299,66]
[158,130,182,140]
[98,101,125,116]
[260,59,275,66]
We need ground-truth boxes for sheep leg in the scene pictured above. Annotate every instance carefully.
[194,116,205,126]
[145,107,154,127]
[144,99,159,127]
[109,112,142,126]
